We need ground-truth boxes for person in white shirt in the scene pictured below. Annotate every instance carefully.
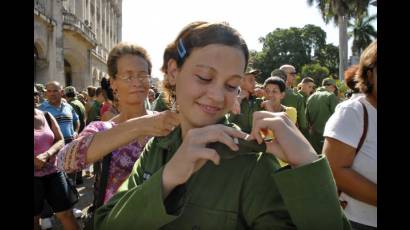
[323,40,377,229]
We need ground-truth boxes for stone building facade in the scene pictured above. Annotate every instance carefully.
[34,0,122,91]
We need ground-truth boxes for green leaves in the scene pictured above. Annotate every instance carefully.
[301,63,331,87]
[252,25,338,84]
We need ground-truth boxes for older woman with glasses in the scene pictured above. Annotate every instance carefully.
[55,43,180,212]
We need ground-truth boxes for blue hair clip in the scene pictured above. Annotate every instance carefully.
[177,38,187,59]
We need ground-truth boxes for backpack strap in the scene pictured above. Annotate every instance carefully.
[92,154,112,209]
[43,111,52,128]
[356,100,369,155]
[43,111,58,144]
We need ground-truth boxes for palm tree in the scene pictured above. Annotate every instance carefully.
[349,14,377,56]
[307,0,370,80]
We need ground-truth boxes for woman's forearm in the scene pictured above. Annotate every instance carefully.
[46,139,64,157]
[334,168,377,206]
[85,118,147,163]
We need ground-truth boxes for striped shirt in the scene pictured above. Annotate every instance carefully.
[39,101,79,142]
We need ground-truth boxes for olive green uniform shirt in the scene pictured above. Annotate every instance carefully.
[306,87,338,153]
[228,96,263,133]
[95,118,350,230]
[68,98,86,132]
[282,88,309,139]
[87,100,102,125]
[152,92,169,112]
[298,91,310,108]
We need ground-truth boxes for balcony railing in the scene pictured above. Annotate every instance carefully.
[63,11,97,46]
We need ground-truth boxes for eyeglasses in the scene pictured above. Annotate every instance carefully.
[116,73,151,83]
[290,72,297,75]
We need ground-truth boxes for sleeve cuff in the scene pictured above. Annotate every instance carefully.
[273,155,345,229]
[273,155,336,198]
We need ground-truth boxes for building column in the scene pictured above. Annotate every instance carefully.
[72,0,75,14]
[82,0,86,22]
[99,0,102,46]
[104,0,107,50]
[94,0,97,39]
[108,2,111,51]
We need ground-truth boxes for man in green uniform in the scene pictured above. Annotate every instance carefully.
[152,91,169,112]
[306,78,339,154]
[94,118,350,229]
[279,65,309,139]
[64,86,86,133]
[298,77,316,107]
[87,87,104,124]
[228,69,264,133]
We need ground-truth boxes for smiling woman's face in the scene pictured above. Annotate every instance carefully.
[174,44,246,129]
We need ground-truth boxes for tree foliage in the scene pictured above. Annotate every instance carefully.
[348,14,377,56]
[301,63,330,86]
[252,25,339,83]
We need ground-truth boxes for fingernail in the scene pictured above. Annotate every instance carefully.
[233,137,239,144]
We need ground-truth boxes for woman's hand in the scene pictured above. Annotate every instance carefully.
[34,152,49,170]
[249,111,318,168]
[162,125,248,197]
[138,111,180,137]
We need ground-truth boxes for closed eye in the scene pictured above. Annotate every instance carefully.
[226,84,239,92]
[195,75,212,82]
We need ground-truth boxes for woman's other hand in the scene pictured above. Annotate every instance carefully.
[249,111,317,168]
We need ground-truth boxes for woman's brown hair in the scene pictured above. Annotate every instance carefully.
[160,21,249,109]
[107,43,152,79]
[355,41,377,95]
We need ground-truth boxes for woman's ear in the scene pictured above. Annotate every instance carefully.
[167,59,178,86]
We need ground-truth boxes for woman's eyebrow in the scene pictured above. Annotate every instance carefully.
[195,64,216,73]
[195,64,243,79]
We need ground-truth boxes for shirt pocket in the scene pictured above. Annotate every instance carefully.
[163,202,239,230]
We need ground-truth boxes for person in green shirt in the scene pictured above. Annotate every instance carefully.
[94,21,350,230]
[275,66,310,140]
[64,86,86,133]
[228,68,263,133]
[87,87,104,124]
[152,91,167,111]
[306,77,339,154]
[298,77,316,107]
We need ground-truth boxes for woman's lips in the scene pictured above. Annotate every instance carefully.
[198,103,222,115]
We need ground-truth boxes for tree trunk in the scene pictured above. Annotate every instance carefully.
[338,15,348,81]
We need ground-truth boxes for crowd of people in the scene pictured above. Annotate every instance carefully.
[34,21,377,230]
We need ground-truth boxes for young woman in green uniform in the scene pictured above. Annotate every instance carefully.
[95,21,350,230]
